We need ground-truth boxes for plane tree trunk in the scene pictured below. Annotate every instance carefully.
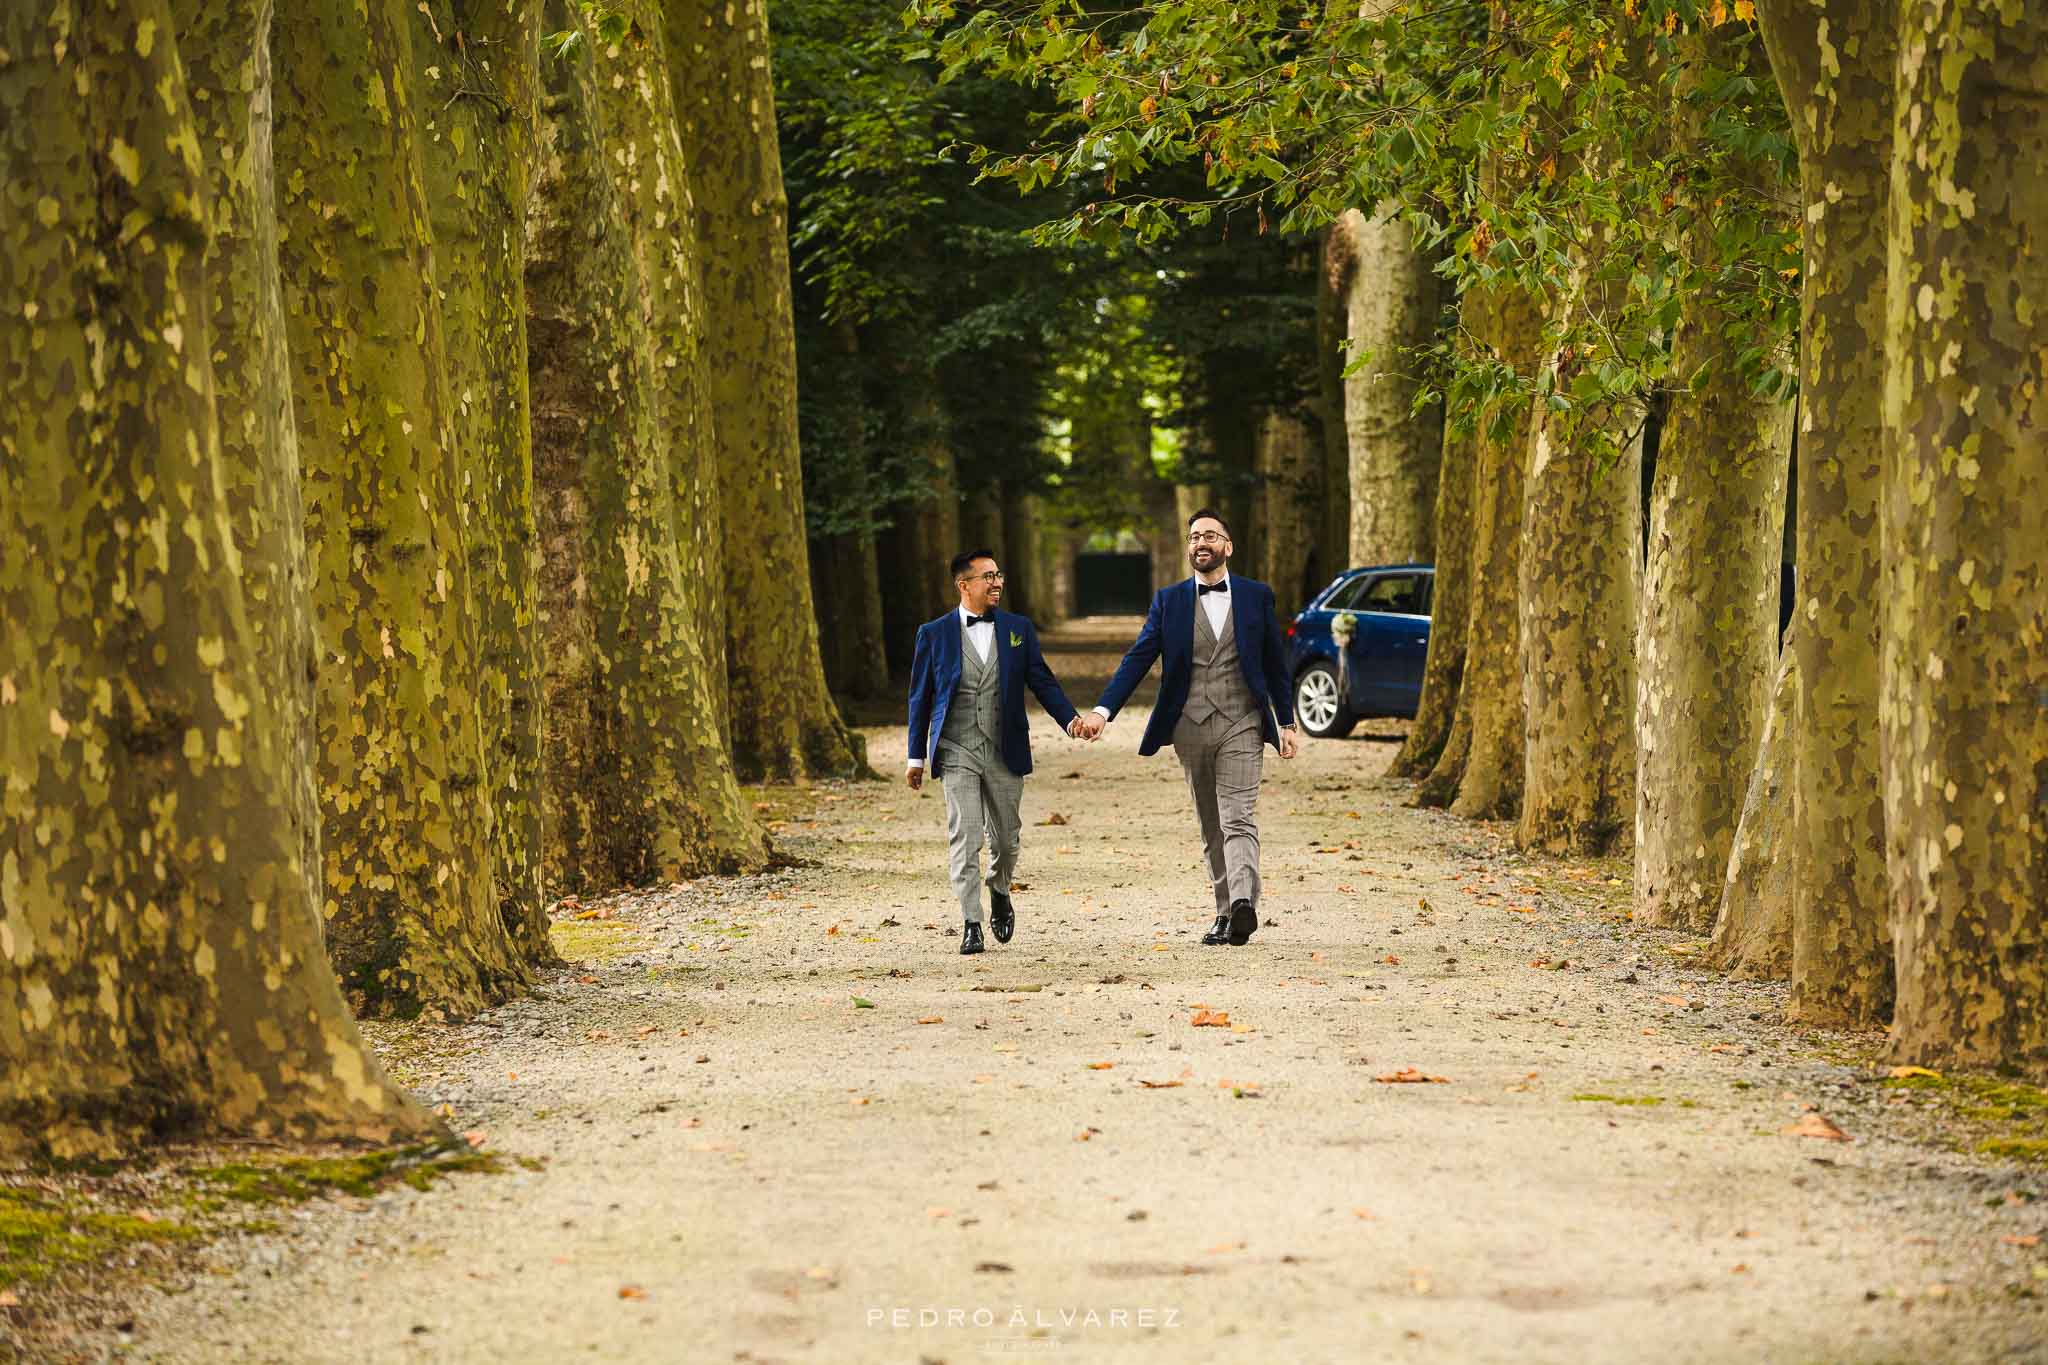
[0,0,432,1156]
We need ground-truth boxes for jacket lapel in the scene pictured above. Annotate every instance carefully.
[939,612,964,693]
[1230,581,1254,671]
[991,610,1017,694]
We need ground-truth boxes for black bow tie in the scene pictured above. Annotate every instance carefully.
[1197,581,1228,596]
[964,613,992,626]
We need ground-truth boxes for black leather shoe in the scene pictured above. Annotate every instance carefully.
[1200,913,1231,945]
[1227,899,1258,946]
[960,922,985,955]
[989,891,1015,944]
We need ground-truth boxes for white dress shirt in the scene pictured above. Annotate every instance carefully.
[910,606,996,771]
[1093,573,1230,723]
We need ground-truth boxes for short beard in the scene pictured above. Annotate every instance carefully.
[1188,548,1224,574]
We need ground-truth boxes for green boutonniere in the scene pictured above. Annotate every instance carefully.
[1008,630,1023,648]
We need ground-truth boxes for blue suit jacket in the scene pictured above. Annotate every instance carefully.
[1096,576,1296,756]
[907,609,1079,778]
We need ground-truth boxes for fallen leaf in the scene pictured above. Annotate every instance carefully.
[576,974,599,985]
[927,1206,953,1218]
[976,1261,1015,1273]
[0,1289,18,1307]
[1658,995,1689,1007]
[1353,1208,1375,1220]
[1382,954,1401,966]
[2003,1235,2041,1248]
[1075,1127,1100,1141]
[1088,1062,1115,1071]
[1039,812,1070,826]
[1374,1067,1449,1084]
[634,1025,658,1039]
[1191,1009,1230,1027]
[462,1129,488,1148]
[1780,1112,1851,1141]
[1206,1240,1247,1254]
[618,1286,648,1301]
[852,997,875,1009]
[1137,1080,1183,1089]
[917,1016,943,1025]
[586,1028,613,1042]
[826,923,842,936]
[1889,1065,1942,1080]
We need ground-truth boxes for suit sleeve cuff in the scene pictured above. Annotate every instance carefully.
[907,758,925,771]
[1092,705,1112,721]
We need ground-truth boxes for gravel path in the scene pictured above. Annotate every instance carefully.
[107,631,2048,1363]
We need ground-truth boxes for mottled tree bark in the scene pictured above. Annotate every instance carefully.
[1,0,432,1156]
[1757,0,1897,1024]
[276,0,528,1016]
[583,1,777,851]
[177,0,319,900]
[1338,206,1444,568]
[1518,410,1641,855]
[665,0,862,780]
[1255,407,1322,613]
[527,5,771,895]
[1882,0,2048,1071]
[1316,222,1356,587]
[1634,17,1795,931]
[1516,111,1643,856]
[1441,274,1541,822]
[411,0,553,964]
[1706,630,1797,981]
[1392,424,1475,779]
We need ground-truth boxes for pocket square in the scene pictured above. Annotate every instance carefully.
[1009,631,1022,648]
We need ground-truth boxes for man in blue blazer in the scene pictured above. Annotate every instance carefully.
[907,549,1084,955]
[1076,509,1298,946]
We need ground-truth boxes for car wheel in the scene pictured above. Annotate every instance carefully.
[1294,659,1357,739]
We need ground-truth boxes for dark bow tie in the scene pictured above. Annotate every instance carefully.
[1197,581,1228,596]
[963,613,992,626]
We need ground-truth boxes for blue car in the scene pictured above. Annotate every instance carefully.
[1285,564,1435,738]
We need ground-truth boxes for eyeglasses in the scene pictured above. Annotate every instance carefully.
[960,570,1006,584]
[1188,532,1228,546]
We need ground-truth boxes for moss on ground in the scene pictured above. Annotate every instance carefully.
[1571,1094,1666,1106]
[188,1143,499,1205]
[1882,1070,2048,1164]
[0,1185,200,1290]
[1,1144,502,1294]
[548,918,645,962]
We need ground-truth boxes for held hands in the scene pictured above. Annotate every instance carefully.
[1278,726,1300,760]
[1067,713,1105,741]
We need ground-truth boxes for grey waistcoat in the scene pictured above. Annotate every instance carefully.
[938,624,1002,766]
[1182,597,1258,727]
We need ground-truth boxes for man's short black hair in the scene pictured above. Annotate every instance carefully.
[951,548,999,579]
[1186,508,1232,539]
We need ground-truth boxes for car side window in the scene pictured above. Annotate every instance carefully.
[1322,575,1373,611]
[1358,573,1425,615]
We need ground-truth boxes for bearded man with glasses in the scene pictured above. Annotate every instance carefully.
[1073,510,1299,946]
[906,549,1086,955]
